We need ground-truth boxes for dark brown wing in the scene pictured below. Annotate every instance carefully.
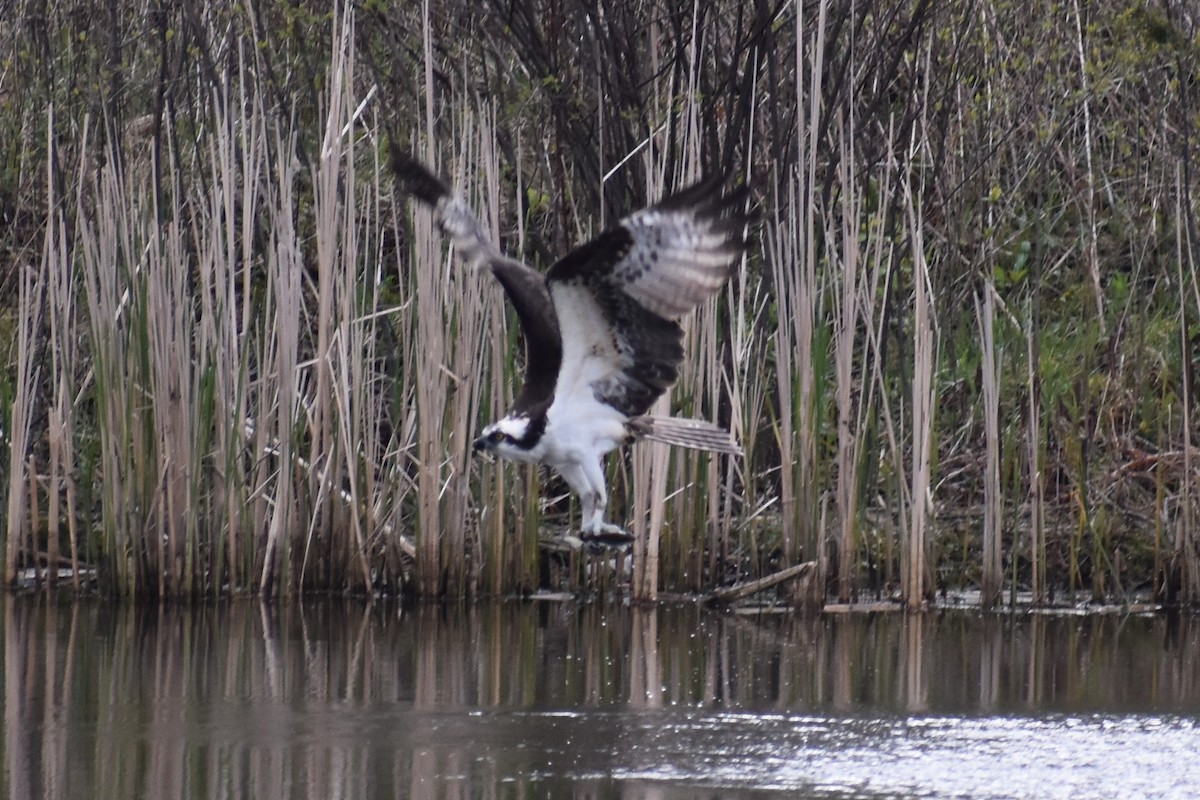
[390,147,561,411]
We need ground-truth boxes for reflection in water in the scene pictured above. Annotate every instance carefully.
[3,598,1200,799]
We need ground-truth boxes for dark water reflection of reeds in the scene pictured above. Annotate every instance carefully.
[4,598,1199,799]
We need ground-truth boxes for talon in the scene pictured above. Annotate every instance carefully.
[583,538,609,555]
[580,527,635,551]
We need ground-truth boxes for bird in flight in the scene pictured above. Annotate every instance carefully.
[392,147,751,549]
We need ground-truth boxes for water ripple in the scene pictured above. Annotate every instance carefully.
[611,712,1200,799]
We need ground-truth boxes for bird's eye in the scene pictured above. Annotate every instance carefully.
[489,430,507,443]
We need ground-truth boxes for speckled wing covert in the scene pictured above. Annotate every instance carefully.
[546,176,752,419]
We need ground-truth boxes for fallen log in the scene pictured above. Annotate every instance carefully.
[704,560,816,606]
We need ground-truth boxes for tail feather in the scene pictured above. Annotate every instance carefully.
[632,416,742,456]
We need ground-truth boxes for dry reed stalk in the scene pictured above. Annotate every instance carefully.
[6,109,64,587]
[976,285,1003,608]
[25,457,40,587]
[404,108,501,597]
[975,0,1002,611]
[410,0,447,595]
[665,285,712,591]
[859,128,901,596]
[629,38,710,598]
[724,275,771,586]
[480,431,507,595]
[145,154,194,595]
[788,0,829,605]
[1024,299,1046,604]
[1153,400,1166,601]
[691,10,740,592]
[46,124,87,588]
[866,285,907,600]
[721,90,767,591]
[45,412,62,585]
[195,56,267,591]
[1180,402,1198,603]
[247,18,419,593]
[357,129,402,588]
[631,398,671,601]
[304,11,351,589]
[702,62,764,591]
[474,140,525,594]
[764,197,800,576]
[705,561,815,606]
[1175,172,1199,603]
[766,121,796,578]
[477,288,538,592]
[5,254,46,586]
[629,153,670,601]
[450,116,499,595]
[230,61,264,586]
[258,130,304,595]
[832,120,863,603]
[627,29,674,600]
[75,156,114,588]
[1070,0,1106,334]
[330,128,376,592]
[904,179,935,609]
[903,43,944,609]
[305,6,375,592]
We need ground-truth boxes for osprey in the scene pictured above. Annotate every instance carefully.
[392,148,750,548]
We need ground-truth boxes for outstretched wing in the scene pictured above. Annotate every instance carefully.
[390,146,561,413]
[546,175,752,418]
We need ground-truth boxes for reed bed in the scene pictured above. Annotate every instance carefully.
[2,0,1199,604]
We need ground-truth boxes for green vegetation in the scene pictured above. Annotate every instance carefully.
[2,0,1199,606]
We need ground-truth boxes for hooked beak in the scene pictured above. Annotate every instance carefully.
[472,436,493,460]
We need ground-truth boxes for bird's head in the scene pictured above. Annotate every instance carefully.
[473,415,540,462]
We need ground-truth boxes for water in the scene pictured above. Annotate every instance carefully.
[4,598,1199,799]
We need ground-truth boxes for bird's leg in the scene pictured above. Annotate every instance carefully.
[579,458,633,549]
[579,486,597,535]
[556,460,633,551]
[554,463,592,550]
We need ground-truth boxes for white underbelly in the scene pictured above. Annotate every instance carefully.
[541,396,628,468]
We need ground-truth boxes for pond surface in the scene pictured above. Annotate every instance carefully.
[3,596,1199,799]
